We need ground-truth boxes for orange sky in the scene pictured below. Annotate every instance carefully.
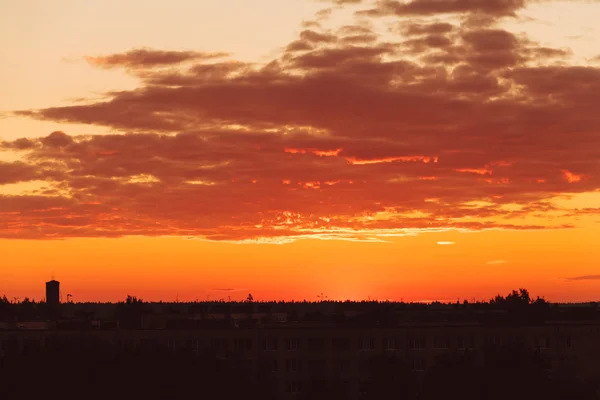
[1,0,600,303]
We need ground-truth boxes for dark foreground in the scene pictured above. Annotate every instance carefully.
[1,339,598,400]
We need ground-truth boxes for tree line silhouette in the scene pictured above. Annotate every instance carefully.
[2,289,599,327]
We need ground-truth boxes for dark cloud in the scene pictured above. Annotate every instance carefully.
[324,0,364,4]
[402,22,455,36]
[0,162,39,184]
[360,0,527,18]
[4,0,600,242]
[40,131,74,148]
[1,137,36,150]
[300,30,338,43]
[85,48,229,69]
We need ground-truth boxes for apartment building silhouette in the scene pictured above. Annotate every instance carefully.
[2,317,599,399]
[1,283,599,399]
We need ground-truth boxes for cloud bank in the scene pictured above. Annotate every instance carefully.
[2,0,599,243]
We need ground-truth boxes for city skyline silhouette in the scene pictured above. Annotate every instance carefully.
[2,278,598,307]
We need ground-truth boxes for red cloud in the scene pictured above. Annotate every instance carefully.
[4,1,600,242]
[284,148,342,157]
[562,170,584,183]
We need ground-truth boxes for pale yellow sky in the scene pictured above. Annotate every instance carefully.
[1,0,599,120]
[0,0,332,141]
[503,1,600,59]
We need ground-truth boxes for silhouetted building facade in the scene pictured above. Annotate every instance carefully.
[3,291,600,399]
[2,319,600,399]
[45,280,60,306]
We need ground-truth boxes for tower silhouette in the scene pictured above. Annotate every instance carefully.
[46,280,60,306]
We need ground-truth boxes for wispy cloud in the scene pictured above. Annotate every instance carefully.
[212,288,249,292]
[563,275,600,281]
[437,241,455,245]
[85,48,229,69]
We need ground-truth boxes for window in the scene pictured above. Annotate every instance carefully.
[234,338,252,352]
[559,356,577,368]
[537,336,550,349]
[458,336,474,349]
[408,336,426,349]
[560,335,573,348]
[384,337,399,350]
[308,359,326,373]
[234,339,243,352]
[262,338,278,351]
[412,358,426,371]
[264,359,278,372]
[210,338,225,350]
[285,381,302,393]
[286,359,303,373]
[308,338,325,353]
[332,337,351,352]
[433,336,450,349]
[485,336,500,346]
[358,359,369,373]
[359,380,370,397]
[358,337,375,350]
[286,338,300,351]
[338,359,351,373]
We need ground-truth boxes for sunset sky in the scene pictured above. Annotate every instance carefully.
[2,0,600,303]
